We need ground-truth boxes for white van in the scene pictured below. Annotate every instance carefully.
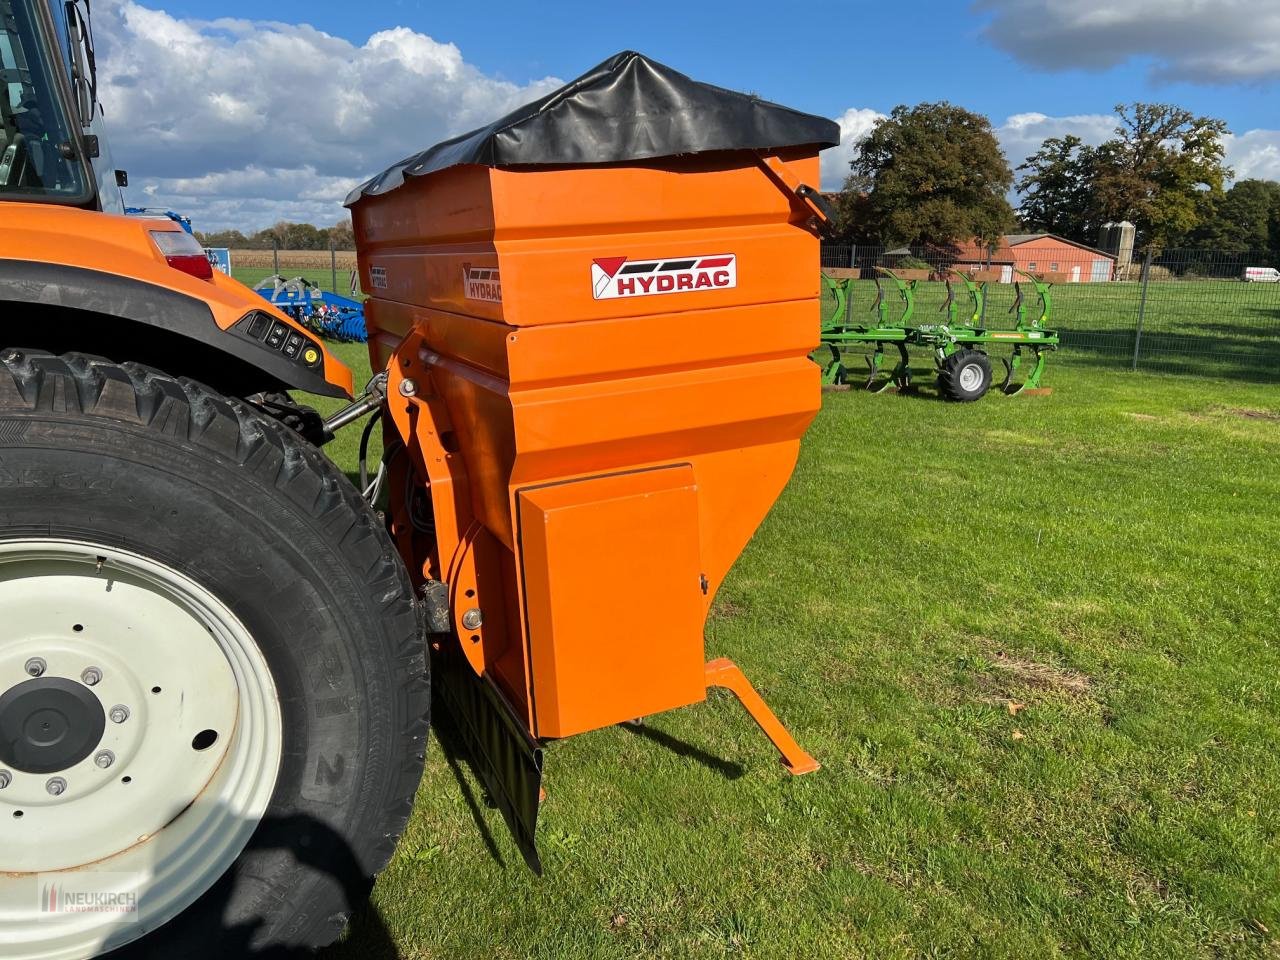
[1242,266,1280,282]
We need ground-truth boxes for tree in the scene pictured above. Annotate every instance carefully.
[844,102,1015,248]
[193,228,249,248]
[1090,103,1230,249]
[1015,135,1096,242]
[831,188,875,244]
[327,218,356,250]
[1016,103,1232,251]
[1188,179,1280,252]
[284,222,326,250]
[192,218,361,251]
[268,221,291,248]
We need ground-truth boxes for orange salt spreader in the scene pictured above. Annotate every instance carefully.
[347,51,841,869]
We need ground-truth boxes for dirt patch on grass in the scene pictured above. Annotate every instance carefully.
[990,651,1093,696]
[1192,405,1280,423]
[1123,412,1160,422]
[1223,407,1280,422]
[849,856,919,890]
[951,647,1101,716]
[710,598,746,619]
[982,429,1052,446]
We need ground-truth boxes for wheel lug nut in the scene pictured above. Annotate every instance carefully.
[109,705,130,724]
[94,750,115,769]
[0,770,11,789]
[81,667,103,686]
[24,657,46,678]
[46,777,67,796]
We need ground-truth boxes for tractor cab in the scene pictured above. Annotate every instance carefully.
[1,0,124,211]
[0,0,356,404]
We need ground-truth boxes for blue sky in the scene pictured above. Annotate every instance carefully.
[95,0,1280,231]
[148,0,1276,130]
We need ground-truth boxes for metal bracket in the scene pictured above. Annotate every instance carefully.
[322,370,388,434]
[419,580,451,634]
[705,658,819,775]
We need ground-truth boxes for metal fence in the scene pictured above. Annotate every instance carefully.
[820,244,1280,381]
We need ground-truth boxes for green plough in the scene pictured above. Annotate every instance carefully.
[819,267,1059,401]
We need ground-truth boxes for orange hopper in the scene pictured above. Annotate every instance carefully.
[347,51,839,868]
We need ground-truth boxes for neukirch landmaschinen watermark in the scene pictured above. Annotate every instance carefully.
[37,873,139,921]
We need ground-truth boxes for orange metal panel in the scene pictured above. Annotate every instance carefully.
[0,202,353,396]
[518,467,706,738]
[356,149,824,741]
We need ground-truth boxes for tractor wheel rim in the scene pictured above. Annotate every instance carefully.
[958,363,984,392]
[0,540,282,960]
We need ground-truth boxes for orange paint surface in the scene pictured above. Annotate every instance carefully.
[0,203,353,396]
[353,149,823,738]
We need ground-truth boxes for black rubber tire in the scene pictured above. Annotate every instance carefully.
[0,350,427,957]
[937,348,992,402]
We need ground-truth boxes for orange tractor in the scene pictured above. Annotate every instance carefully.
[0,3,837,955]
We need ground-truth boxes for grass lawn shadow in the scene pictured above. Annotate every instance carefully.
[430,712,507,869]
[617,720,746,780]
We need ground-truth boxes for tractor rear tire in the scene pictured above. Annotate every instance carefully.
[937,348,992,402]
[0,350,426,959]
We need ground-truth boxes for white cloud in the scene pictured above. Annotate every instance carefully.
[975,0,1280,84]
[95,2,1280,232]
[994,112,1117,172]
[1224,130,1280,182]
[819,108,886,191]
[96,3,561,231]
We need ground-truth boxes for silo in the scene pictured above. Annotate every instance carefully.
[1098,221,1136,278]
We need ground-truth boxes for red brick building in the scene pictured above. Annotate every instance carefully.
[1005,234,1116,283]
[949,239,1016,282]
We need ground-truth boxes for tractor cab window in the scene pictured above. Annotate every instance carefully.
[0,0,88,199]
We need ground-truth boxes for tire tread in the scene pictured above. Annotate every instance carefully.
[0,348,428,953]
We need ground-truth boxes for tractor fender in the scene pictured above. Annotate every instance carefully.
[0,204,353,398]
[0,260,350,398]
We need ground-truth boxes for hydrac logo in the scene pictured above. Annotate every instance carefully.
[591,255,736,300]
[462,263,502,302]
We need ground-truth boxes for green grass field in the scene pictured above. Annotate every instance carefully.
[300,337,1280,960]
[235,264,1279,380]
[822,278,1280,381]
[231,266,1280,957]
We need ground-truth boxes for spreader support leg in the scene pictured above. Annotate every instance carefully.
[705,658,820,775]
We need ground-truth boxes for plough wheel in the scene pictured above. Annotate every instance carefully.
[938,348,992,402]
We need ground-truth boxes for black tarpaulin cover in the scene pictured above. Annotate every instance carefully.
[345,50,841,205]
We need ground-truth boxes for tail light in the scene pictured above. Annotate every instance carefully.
[150,230,214,280]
